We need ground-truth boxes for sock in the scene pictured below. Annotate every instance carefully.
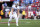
[16,17,18,26]
[8,16,12,25]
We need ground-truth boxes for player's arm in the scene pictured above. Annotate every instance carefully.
[17,6,20,16]
[17,9,19,15]
[11,8,14,14]
[11,5,14,14]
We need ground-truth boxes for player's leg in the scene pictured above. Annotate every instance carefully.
[14,13,19,26]
[15,17,18,26]
[8,16,12,26]
[15,17,19,26]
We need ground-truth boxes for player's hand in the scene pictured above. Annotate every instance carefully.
[12,12,13,14]
[18,12,19,15]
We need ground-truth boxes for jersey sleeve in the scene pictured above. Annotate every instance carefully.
[17,6,20,9]
[12,5,15,9]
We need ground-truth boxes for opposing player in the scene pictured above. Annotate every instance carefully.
[8,1,20,26]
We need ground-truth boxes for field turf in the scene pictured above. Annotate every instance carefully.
[0,19,40,27]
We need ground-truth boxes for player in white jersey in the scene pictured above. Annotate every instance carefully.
[8,1,20,26]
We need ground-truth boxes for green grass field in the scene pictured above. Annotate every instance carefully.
[0,19,40,27]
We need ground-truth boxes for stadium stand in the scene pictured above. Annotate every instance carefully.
[0,0,40,19]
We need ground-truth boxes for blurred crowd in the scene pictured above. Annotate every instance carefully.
[0,0,40,19]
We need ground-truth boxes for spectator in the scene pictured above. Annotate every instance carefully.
[36,10,40,19]
[37,7,39,10]
[26,0,30,4]
[35,0,39,3]
[28,5,31,11]
[1,10,4,18]
[0,16,2,20]
[22,9,26,19]
[36,10,39,17]
[4,2,7,8]
[8,11,10,15]
[31,0,35,4]
[33,9,36,20]
[17,0,19,2]
[1,10,4,15]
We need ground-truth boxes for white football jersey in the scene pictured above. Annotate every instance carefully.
[11,4,20,14]
[36,11,39,15]
[12,4,20,9]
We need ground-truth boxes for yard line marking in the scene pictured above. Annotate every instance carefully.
[0,22,16,24]
[26,22,31,23]
[0,22,20,24]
